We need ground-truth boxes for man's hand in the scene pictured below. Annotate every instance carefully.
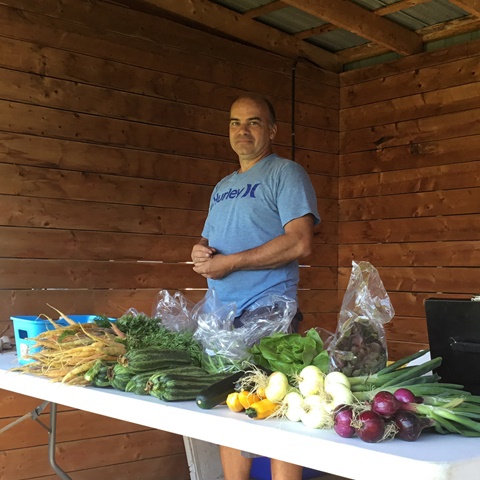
[191,239,216,265]
[193,253,232,279]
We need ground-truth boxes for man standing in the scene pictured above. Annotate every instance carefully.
[191,93,320,480]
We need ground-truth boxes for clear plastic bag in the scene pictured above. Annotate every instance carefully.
[329,261,395,377]
[192,289,296,373]
[152,290,197,333]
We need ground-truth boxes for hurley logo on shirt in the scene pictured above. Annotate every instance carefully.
[213,183,261,204]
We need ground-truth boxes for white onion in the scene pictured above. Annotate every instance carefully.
[298,365,324,397]
[324,371,350,390]
[300,405,330,429]
[265,371,289,402]
[325,383,354,408]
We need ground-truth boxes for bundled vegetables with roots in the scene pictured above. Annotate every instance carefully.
[331,350,480,442]
[12,306,126,385]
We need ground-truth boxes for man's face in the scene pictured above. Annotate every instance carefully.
[229,97,277,162]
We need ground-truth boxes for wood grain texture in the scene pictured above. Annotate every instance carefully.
[338,41,480,363]
[0,1,338,477]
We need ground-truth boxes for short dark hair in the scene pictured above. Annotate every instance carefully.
[231,94,276,125]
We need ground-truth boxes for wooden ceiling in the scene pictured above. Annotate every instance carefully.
[110,0,480,72]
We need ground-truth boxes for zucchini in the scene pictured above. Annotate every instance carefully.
[196,371,245,409]
[91,362,113,388]
[125,371,158,395]
[125,365,205,395]
[118,347,191,373]
[108,363,134,391]
[149,372,229,402]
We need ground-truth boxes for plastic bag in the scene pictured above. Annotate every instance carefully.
[329,261,395,377]
[152,290,197,333]
[192,289,296,373]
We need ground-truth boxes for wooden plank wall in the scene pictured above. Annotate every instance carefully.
[0,0,338,478]
[339,39,480,360]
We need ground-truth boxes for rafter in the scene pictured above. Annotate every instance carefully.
[447,0,480,16]
[243,0,285,19]
[374,0,431,16]
[280,0,423,55]
[140,0,341,71]
[338,12,480,65]
[295,23,337,40]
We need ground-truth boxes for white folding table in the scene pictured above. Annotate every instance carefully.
[1,351,480,480]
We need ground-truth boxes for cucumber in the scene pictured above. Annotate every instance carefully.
[196,371,245,409]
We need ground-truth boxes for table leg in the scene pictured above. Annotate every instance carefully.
[47,402,72,480]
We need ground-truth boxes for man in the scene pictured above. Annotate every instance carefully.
[191,94,320,480]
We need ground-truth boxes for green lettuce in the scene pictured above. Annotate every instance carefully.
[249,328,329,376]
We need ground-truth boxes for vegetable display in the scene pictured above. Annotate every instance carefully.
[14,303,480,446]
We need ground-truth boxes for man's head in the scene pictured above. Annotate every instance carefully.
[229,94,278,165]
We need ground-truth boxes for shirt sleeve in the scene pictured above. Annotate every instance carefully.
[276,161,321,227]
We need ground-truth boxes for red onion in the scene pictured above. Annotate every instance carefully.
[372,391,400,419]
[394,388,416,404]
[356,411,385,443]
[333,405,355,438]
[394,410,433,441]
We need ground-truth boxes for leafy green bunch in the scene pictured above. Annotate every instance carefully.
[249,328,329,376]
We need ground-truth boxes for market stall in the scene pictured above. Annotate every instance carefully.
[1,351,480,480]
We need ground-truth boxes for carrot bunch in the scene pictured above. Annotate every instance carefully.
[13,306,126,385]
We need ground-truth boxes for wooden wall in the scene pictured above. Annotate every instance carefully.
[0,0,338,478]
[339,39,480,360]
[4,0,478,477]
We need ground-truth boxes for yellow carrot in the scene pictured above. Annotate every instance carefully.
[61,360,97,384]
[47,304,76,325]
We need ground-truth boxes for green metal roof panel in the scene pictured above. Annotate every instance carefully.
[307,29,369,52]
[257,6,327,34]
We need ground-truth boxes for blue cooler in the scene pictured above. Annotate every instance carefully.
[250,457,324,480]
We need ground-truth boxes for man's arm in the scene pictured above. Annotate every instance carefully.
[192,214,314,279]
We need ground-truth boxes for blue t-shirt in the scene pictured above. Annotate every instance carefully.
[201,153,320,315]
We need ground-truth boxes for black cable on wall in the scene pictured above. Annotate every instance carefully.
[291,57,299,162]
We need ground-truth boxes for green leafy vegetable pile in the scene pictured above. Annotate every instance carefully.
[249,328,329,376]
[114,314,203,366]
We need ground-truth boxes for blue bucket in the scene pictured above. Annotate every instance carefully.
[250,456,324,480]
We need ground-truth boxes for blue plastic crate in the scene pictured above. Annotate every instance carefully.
[11,314,114,364]
[250,457,324,480]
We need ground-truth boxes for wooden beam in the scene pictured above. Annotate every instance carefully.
[280,0,423,55]
[338,13,480,64]
[295,23,337,40]
[243,0,285,19]
[140,0,341,71]
[419,15,480,42]
[374,0,431,16]
[447,0,480,16]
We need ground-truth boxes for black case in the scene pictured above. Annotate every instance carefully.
[425,297,480,394]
